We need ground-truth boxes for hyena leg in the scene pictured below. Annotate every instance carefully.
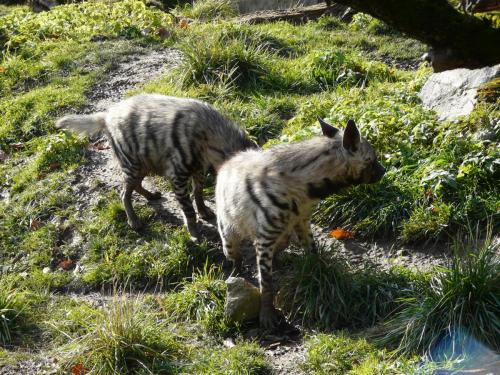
[256,235,287,330]
[135,177,161,201]
[220,231,242,275]
[192,173,214,220]
[294,219,317,254]
[122,178,142,231]
[172,177,199,240]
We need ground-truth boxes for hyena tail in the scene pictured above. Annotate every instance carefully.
[55,112,107,136]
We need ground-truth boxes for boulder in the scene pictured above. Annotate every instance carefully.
[224,277,261,323]
[419,64,500,121]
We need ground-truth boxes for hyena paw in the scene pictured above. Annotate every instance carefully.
[259,306,286,331]
[187,223,201,242]
[128,218,143,231]
[199,207,215,221]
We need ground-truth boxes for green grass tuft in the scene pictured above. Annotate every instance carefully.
[278,245,425,330]
[378,236,500,355]
[159,264,234,337]
[60,295,184,374]
[302,333,418,375]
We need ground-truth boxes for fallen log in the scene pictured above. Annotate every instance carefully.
[238,3,353,25]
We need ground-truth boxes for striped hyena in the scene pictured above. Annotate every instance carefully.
[216,118,385,329]
[56,94,256,239]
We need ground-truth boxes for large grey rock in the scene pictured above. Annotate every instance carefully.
[419,64,500,121]
[224,277,261,323]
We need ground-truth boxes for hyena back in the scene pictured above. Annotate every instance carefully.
[56,94,256,238]
[215,118,385,329]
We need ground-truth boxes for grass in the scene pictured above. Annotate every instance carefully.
[159,264,235,337]
[278,244,426,330]
[59,294,184,374]
[302,333,419,375]
[378,234,500,356]
[175,0,237,21]
[187,343,271,374]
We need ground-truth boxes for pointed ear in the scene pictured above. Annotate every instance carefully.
[317,116,339,138]
[342,119,360,152]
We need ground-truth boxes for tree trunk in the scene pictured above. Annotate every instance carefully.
[331,0,500,71]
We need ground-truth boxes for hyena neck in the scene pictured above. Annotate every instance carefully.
[277,137,353,200]
[206,121,252,171]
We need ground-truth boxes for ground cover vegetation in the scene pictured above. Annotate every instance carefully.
[0,0,498,373]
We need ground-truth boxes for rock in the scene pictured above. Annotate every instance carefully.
[224,277,261,323]
[419,64,500,121]
[42,267,52,274]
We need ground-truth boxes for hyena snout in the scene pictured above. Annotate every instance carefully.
[362,161,386,184]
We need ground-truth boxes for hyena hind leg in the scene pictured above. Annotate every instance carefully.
[121,179,142,231]
[135,178,161,201]
[192,173,215,220]
[256,239,286,330]
[172,177,199,240]
[294,219,317,254]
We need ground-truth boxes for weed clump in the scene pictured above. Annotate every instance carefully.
[302,333,417,374]
[379,237,500,355]
[175,0,236,21]
[278,246,424,330]
[179,32,268,90]
[160,265,234,337]
[60,296,184,374]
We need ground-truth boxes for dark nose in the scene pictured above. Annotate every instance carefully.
[372,162,386,182]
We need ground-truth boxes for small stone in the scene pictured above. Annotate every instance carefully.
[43,267,52,274]
[224,277,261,324]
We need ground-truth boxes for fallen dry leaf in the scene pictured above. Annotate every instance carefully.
[10,142,24,150]
[92,140,110,150]
[329,227,354,240]
[0,66,7,74]
[157,27,171,40]
[179,18,189,29]
[70,363,85,375]
[58,259,75,270]
[49,162,61,171]
[29,219,44,231]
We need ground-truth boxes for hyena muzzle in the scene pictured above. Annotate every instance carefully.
[215,117,385,329]
[56,93,256,239]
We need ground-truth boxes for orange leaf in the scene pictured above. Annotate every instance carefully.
[58,259,75,270]
[71,363,85,375]
[0,67,6,74]
[179,19,189,29]
[329,227,354,240]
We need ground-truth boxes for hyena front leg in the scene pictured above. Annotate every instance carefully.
[218,223,242,275]
[192,172,215,220]
[122,178,142,231]
[172,176,199,240]
[294,219,317,254]
[256,234,287,330]
[135,177,161,201]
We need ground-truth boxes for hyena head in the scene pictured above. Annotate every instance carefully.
[319,117,385,184]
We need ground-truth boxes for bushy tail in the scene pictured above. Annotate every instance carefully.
[55,112,107,136]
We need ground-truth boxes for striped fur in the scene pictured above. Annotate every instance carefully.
[56,94,256,238]
[215,118,385,329]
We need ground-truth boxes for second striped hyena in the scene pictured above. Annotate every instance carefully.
[56,94,256,239]
[215,118,385,329]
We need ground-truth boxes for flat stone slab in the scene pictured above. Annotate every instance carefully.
[419,64,500,121]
